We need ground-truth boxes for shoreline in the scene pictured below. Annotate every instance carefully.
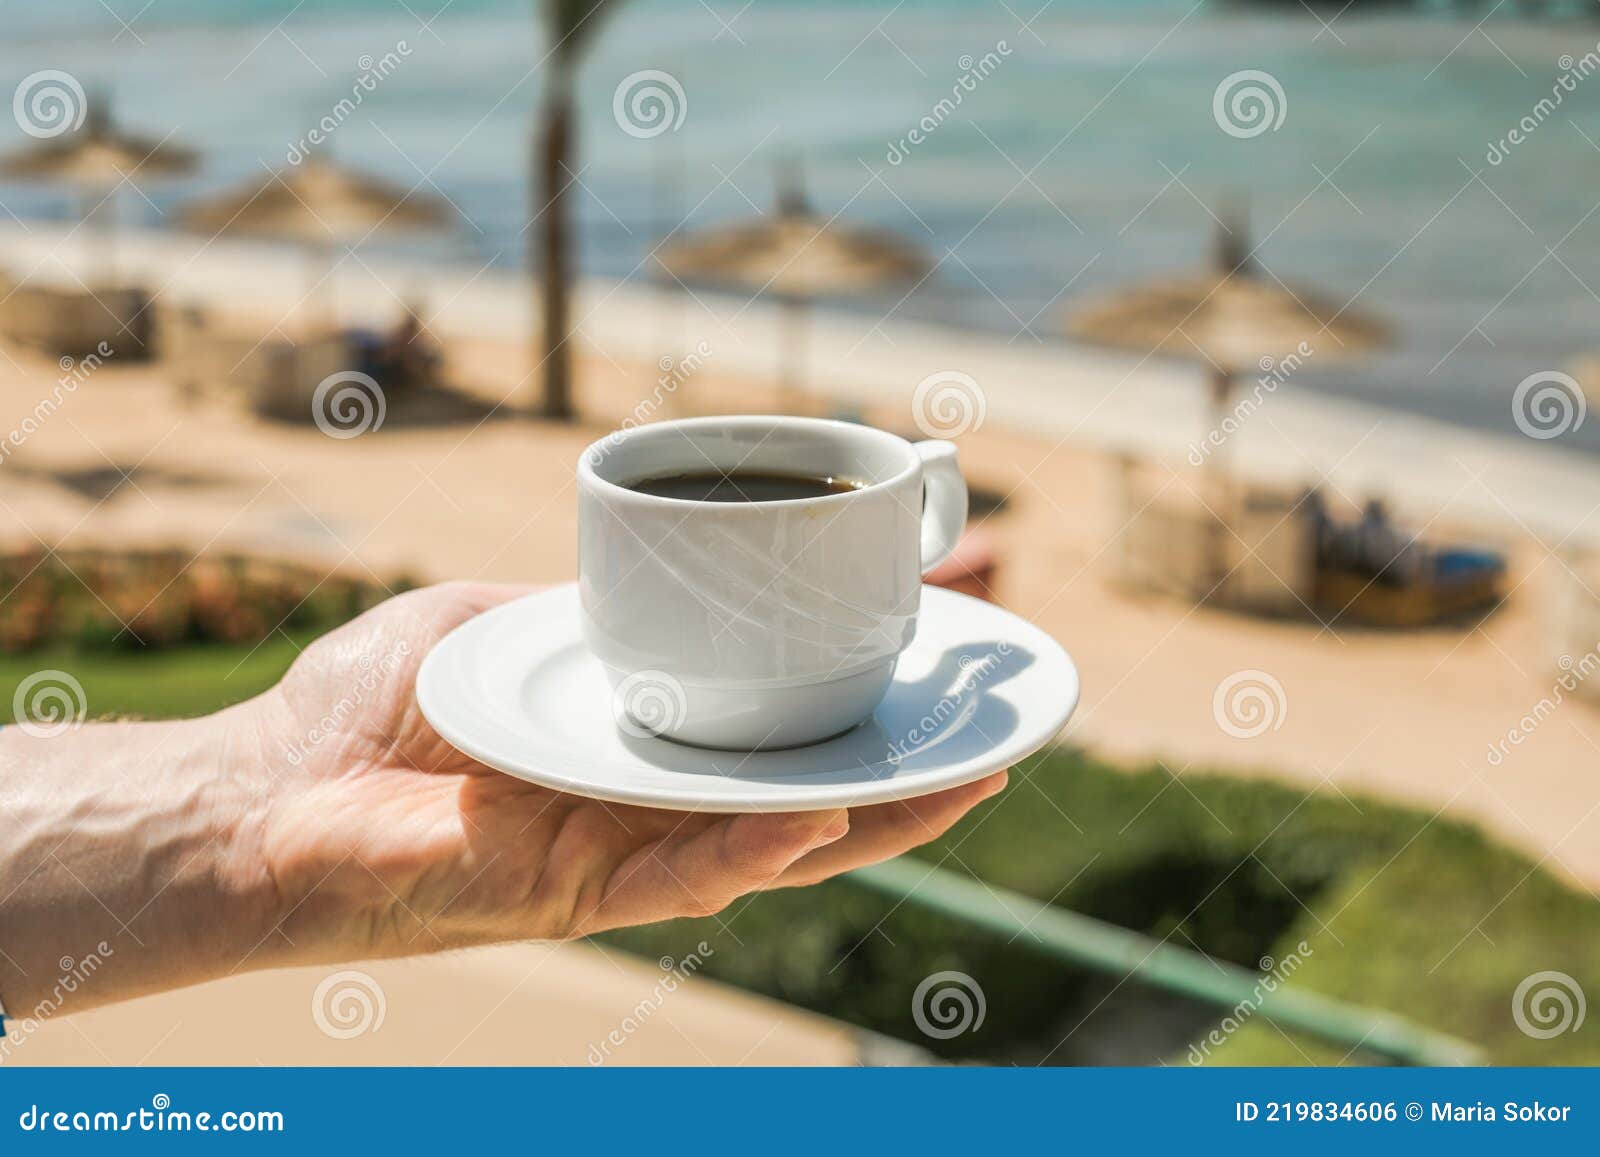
[3,221,1597,547]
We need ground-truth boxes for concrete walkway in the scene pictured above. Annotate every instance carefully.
[4,941,859,1066]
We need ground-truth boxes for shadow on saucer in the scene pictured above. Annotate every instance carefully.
[615,640,1035,786]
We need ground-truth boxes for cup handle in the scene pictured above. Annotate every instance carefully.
[915,440,968,576]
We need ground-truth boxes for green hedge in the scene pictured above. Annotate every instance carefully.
[0,550,406,652]
[601,750,1600,1066]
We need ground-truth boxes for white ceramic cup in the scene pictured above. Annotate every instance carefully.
[577,415,968,750]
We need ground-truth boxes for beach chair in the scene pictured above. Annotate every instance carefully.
[1311,501,1504,628]
[1108,457,1214,600]
[1217,482,1317,616]
[0,281,151,359]
[1109,458,1317,616]
[162,306,353,422]
[1314,559,1502,628]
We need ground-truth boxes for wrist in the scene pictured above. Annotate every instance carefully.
[0,698,285,1015]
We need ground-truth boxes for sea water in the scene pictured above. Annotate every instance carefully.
[5,0,1600,452]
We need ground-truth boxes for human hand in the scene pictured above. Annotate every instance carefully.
[0,583,1006,1015]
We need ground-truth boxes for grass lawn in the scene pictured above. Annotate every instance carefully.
[10,640,1596,1065]
[1,633,316,722]
[605,754,1600,1066]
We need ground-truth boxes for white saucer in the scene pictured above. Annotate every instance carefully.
[416,584,1079,813]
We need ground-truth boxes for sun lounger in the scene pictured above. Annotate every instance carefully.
[1220,483,1318,615]
[0,281,151,358]
[1110,459,1503,627]
[1314,538,1504,628]
[162,306,354,421]
[1110,459,1315,615]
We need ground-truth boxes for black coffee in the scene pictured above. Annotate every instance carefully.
[625,470,863,503]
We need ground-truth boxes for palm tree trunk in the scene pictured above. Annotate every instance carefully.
[1206,366,1234,596]
[536,66,576,421]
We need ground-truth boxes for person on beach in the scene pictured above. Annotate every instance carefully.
[353,305,441,392]
[0,583,1006,1019]
[1307,491,1426,586]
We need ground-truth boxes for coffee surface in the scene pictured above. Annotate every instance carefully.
[625,470,863,503]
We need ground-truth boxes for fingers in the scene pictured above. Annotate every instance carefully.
[767,771,1008,889]
[580,808,849,934]
[295,581,540,673]
[413,581,545,633]
[443,581,545,614]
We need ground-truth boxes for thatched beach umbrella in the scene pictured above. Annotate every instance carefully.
[177,157,452,322]
[1069,214,1391,595]
[1067,218,1390,462]
[654,170,929,409]
[0,95,198,284]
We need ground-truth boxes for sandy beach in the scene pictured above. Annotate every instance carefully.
[3,221,1600,902]
[5,220,1600,1067]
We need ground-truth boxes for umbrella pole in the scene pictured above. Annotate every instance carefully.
[80,185,116,288]
[302,238,337,333]
[780,296,808,415]
[104,204,117,289]
[324,239,338,326]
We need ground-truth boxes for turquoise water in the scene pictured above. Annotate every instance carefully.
[7,1,1600,450]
